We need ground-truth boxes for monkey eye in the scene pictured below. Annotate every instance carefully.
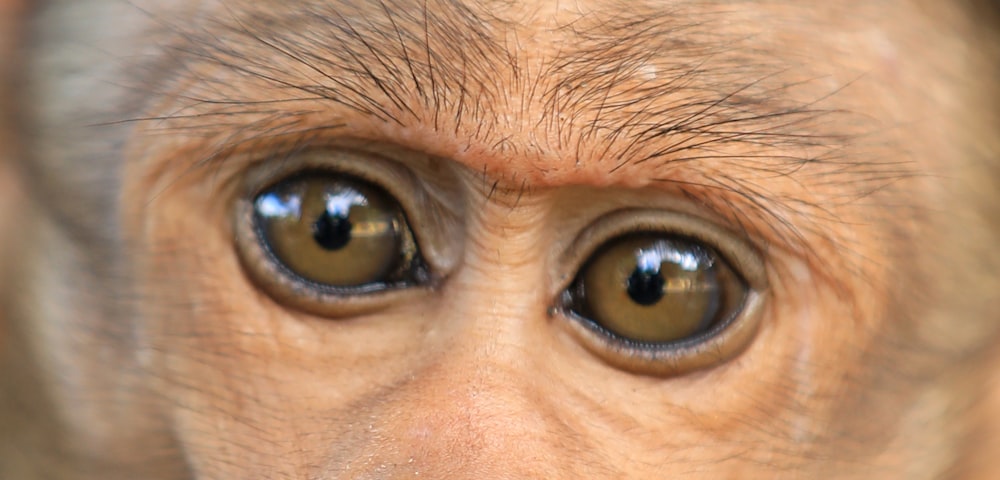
[251,172,427,294]
[556,210,765,376]
[564,234,746,345]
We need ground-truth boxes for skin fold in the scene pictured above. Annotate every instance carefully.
[1,0,999,478]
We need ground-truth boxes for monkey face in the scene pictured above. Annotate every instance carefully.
[2,1,999,479]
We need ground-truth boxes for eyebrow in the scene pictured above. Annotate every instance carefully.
[147,0,847,154]
[123,0,918,260]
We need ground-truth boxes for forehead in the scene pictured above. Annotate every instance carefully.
[88,0,928,177]
[21,0,994,253]
[28,0,973,157]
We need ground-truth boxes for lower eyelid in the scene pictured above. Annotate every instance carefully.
[557,289,767,377]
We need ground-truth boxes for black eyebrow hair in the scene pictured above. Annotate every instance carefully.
[117,0,920,268]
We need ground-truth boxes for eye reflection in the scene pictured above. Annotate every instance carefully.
[256,191,302,218]
[253,172,422,290]
[627,243,705,306]
[566,234,746,345]
[310,190,368,250]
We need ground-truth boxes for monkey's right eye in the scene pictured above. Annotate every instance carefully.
[250,172,427,294]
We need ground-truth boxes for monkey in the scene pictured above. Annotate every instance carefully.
[1,0,999,478]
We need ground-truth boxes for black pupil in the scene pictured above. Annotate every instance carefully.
[626,266,666,306]
[312,210,353,250]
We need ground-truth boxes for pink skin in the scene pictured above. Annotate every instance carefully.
[2,0,999,478]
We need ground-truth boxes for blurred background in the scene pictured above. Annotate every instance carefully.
[0,0,25,297]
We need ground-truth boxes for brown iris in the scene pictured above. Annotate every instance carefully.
[252,172,419,289]
[567,234,746,344]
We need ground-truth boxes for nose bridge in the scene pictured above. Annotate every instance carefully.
[398,327,549,449]
[333,200,574,477]
[351,364,539,479]
[349,306,573,479]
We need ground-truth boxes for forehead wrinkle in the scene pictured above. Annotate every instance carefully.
[140,0,885,172]
[124,0,921,268]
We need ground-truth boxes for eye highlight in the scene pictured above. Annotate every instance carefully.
[566,234,746,345]
[252,172,425,293]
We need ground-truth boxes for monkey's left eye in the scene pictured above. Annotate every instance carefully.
[249,172,427,294]
[564,234,746,345]
[554,210,766,376]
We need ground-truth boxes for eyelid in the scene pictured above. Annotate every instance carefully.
[233,148,462,317]
[554,208,769,377]
[240,148,463,274]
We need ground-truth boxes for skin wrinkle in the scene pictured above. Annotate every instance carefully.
[4,0,999,478]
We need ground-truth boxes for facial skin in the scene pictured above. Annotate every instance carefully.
[1,0,1000,478]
